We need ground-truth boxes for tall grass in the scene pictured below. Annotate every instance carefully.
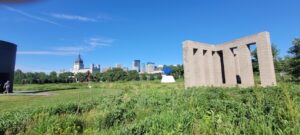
[1,81,300,134]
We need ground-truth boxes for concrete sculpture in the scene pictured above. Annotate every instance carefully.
[183,32,276,88]
[0,40,17,93]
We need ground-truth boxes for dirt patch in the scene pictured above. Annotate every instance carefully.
[0,91,56,96]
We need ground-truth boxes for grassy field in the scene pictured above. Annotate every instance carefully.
[1,80,300,134]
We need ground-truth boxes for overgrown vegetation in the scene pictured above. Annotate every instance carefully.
[287,38,300,80]
[1,81,300,134]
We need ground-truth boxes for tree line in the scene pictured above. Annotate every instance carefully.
[14,65,184,84]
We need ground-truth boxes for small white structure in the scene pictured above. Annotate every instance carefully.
[161,75,176,83]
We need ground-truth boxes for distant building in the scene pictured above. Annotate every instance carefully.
[141,63,146,73]
[157,65,164,68]
[102,67,112,72]
[146,62,155,73]
[123,67,129,72]
[157,65,164,70]
[132,60,141,72]
[71,54,100,74]
[0,40,17,93]
[115,64,122,68]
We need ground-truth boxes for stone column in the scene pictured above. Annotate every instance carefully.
[256,32,277,86]
[203,50,214,86]
[183,44,193,88]
[192,47,205,87]
[237,44,254,87]
[213,51,222,86]
[223,48,237,86]
[183,42,206,88]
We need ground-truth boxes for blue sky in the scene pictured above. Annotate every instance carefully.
[1,0,299,72]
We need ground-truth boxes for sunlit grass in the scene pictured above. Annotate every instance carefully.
[1,80,300,134]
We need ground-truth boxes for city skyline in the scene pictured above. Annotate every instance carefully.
[69,54,166,74]
[1,0,300,72]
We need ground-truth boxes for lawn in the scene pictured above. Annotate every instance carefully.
[1,80,182,113]
[1,80,300,134]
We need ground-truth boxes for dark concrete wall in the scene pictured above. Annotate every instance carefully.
[0,40,17,93]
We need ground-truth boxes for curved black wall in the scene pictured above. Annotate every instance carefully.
[0,40,17,93]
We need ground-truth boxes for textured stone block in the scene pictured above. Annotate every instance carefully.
[183,32,276,88]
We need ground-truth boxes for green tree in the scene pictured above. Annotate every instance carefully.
[36,72,48,84]
[281,56,292,73]
[14,69,26,84]
[58,72,74,83]
[25,72,37,84]
[126,70,139,81]
[171,65,184,79]
[289,38,300,57]
[112,68,127,81]
[75,73,86,82]
[251,44,280,72]
[102,70,113,82]
[140,73,147,81]
[92,72,102,82]
[149,74,155,80]
[102,68,127,82]
[154,73,162,80]
[287,38,300,79]
[49,71,58,83]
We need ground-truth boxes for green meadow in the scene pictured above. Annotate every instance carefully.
[1,80,300,134]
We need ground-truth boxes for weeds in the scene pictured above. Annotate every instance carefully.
[0,81,299,134]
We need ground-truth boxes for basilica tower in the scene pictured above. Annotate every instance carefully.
[73,54,84,70]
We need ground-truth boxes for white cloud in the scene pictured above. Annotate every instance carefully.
[51,13,97,22]
[86,37,114,47]
[2,5,62,26]
[54,46,85,52]
[17,37,114,56]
